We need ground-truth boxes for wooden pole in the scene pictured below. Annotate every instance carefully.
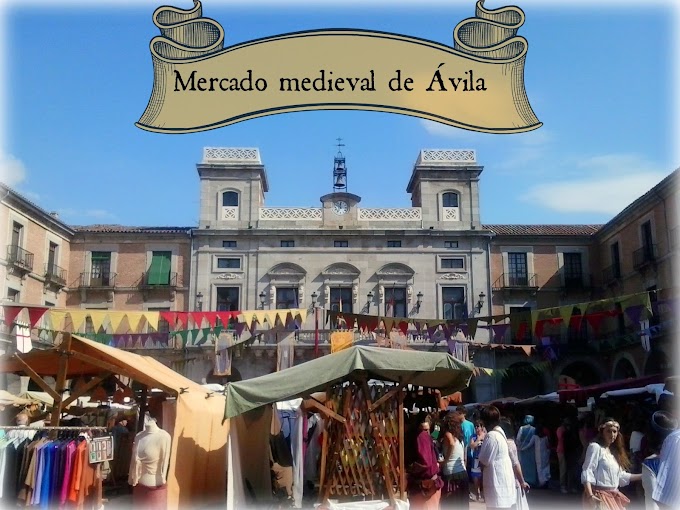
[61,373,112,409]
[398,383,406,500]
[137,385,148,433]
[318,390,330,504]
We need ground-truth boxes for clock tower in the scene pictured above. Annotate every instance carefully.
[320,140,361,226]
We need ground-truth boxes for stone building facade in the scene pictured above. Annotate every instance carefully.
[1,148,677,402]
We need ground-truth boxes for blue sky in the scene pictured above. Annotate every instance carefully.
[1,0,678,227]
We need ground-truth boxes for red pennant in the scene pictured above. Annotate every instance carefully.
[516,322,528,341]
[28,307,48,327]
[586,313,606,336]
[217,312,234,327]
[202,312,220,328]
[160,311,177,327]
[534,319,546,339]
[398,321,409,335]
[1,306,24,325]
[175,312,188,329]
[189,312,205,328]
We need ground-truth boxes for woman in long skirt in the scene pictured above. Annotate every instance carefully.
[516,415,538,487]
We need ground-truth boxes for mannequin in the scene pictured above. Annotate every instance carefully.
[129,413,172,509]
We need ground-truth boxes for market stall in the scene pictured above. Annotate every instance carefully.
[224,345,473,509]
[0,333,228,509]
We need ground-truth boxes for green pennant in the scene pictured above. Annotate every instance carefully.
[559,305,574,327]
[177,330,190,348]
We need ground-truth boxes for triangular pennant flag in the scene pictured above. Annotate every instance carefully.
[106,312,127,334]
[216,312,234,328]
[426,325,438,341]
[142,311,160,331]
[276,310,289,326]
[48,311,67,331]
[398,320,409,335]
[585,313,606,336]
[491,323,510,342]
[175,312,189,329]
[67,311,89,332]
[1,306,24,325]
[126,312,145,333]
[446,339,456,354]
[234,322,246,337]
[383,318,395,334]
[516,322,528,341]
[88,311,106,334]
[534,319,546,340]
[189,312,205,329]
[520,345,532,356]
[624,304,644,325]
[202,312,220,328]
[413,321,423,333]
[27,307,48,328]
[252,311,267,328]
[160,311,177,328]
[212,325,223,337]
[467,318,479,339]
[559,305,574,327]
[177,330,190,348]
[295,309,308,323]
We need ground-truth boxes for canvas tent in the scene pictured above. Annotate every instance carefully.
[225,345,473,507]
[224,345,473,419]
[0,334,228,509]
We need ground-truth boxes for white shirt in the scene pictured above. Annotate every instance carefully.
[653,428,680,507]
[581,442,632,489]
[479,427,517,508]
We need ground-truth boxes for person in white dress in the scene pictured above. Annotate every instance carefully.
[478,405,516,510]
[581,417,642,509]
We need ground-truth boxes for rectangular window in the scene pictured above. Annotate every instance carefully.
[280,240,295,248]
[217,258,241,269]
[217,287,240,312]
[222,240,237,248]
[276,287,299,309]
[444,241,459,249]
[330,287,353,313]
[11,222,22,247]
[6,288,20,303]
[441,258,464,269]
[611,242,621,278]
[563,252,583,287]
[641,221,654,260]
[507,252,528,286]
[48,242,58,270]
[91,252,112,286]
[387,240,402,248]
[334,240,349,248]
[148,251,172,285]
[442,287,466,321]
[384,287,407,318]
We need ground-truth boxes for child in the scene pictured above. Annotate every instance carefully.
[469,420,486,502]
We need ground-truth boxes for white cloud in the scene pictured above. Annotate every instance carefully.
[55,207,117,223]
[0,154,26,187]
[420,119,473,139]
[521,153,668,215]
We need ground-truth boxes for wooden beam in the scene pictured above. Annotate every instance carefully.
[66,351,177,396]
[52,333,72,426]
[306,396,346,424]
[398,383,406,500]
[61,373,112,409]
[368,373,421,412]
[13,354,60,401]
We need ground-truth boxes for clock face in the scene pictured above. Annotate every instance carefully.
[333,201,349,215]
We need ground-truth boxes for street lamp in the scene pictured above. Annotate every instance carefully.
[195,292,203,311]
[366,291,374,313]
[474,292,486,315]
[416,291,423,313]
[311,291,318,309]
[259,291,266,309]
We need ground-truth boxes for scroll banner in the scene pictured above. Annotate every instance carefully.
[136,0,541,134]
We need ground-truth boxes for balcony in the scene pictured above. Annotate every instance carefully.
[44,263,67,288]
[492,273,538,292]
[633,244,657,270]
[602,265,621,286]
[141,271,179,288]
[79,271,116,288]
[6,245,34,273]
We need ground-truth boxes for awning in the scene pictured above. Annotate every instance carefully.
[599,383,668,402]
[558,374,667,404]
[515,392,559,405]
[224,345,473,419]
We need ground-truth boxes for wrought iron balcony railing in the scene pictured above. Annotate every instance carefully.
[561,272,592,291]
[6,245,34,272]
[633,244,657,269]
[44,263,67,286]
[79,271,116,288]
[492,273,538,290]
[141,271,179,287]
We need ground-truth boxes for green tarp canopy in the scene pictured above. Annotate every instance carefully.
[224,345,474,419]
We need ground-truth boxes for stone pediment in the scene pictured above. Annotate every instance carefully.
[321,263,361,277]
[267,263,306,277]
[376,263,415,277]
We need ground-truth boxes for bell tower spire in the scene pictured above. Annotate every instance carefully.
[333,138,347,192]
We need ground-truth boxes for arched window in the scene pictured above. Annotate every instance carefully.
[442,192,458,208]
[222,191,239,207]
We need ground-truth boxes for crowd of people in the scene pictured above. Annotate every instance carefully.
[404,404,679,510]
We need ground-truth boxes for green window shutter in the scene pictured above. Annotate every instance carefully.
[148,252,171,285]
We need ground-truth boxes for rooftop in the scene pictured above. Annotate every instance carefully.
[483,224,603,236]
[72,225,193,234]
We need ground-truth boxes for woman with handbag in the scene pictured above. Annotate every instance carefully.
[405,411,443,510]
[581,418,642,509]
[439,411,469,509]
